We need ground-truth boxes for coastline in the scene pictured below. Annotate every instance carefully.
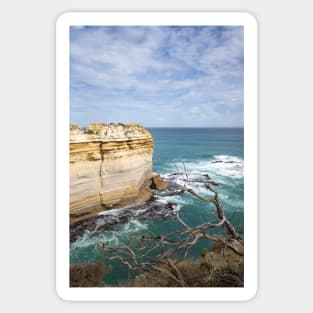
[69,126,244,287]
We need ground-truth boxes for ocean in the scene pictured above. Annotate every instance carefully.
[70,127,244,285]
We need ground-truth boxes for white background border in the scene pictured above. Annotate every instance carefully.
[56,12,257,301]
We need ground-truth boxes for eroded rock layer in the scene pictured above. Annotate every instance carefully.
[70,123,155,223]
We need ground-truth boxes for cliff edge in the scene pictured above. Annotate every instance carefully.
[70,123,158,224]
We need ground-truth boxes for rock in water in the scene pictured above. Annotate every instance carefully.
[151,173,169,190]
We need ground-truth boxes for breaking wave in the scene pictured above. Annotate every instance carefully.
[167,155,243,181]
[71,218,149,251]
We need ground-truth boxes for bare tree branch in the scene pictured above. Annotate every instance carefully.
[100,166,244,286]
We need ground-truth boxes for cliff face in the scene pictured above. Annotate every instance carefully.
[70,123,154,223]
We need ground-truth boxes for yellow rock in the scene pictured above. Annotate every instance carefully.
[70,123,154,223]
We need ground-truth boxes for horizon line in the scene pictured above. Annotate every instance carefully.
[146,126,243,128]
[75,124,244,129]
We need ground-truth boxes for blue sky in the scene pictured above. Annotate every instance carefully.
[70,26,243,127]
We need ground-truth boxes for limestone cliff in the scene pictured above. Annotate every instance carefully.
[70,123,156,224]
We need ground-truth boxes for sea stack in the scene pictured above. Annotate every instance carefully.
[70,123,155,223]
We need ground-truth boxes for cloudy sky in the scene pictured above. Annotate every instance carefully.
[70,26,243,127]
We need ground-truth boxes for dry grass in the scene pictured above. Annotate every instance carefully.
[132,246,244,287]
[69,245,243,287]
[70,262,108,287]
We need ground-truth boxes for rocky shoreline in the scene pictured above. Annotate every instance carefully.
[70,171,214,243]
[70,199,178,243]
[69,122,222,243]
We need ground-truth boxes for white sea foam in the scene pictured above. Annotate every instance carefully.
[167,155,243,180]
[213,155,242,162]
[71,230,100,249]
[209,156,243,179]
[166,194,194,206]
[71,218,149,251]
[121,219,148,233]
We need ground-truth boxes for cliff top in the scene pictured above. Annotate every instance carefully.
[70,123,152,143]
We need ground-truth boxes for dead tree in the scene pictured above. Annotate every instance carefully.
[100,165,244,287]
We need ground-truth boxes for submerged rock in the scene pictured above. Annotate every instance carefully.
[70,199,178,243]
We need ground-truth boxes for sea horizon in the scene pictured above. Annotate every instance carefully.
[75,125,244,130]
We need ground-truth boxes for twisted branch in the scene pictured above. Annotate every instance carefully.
[100,166,243,286]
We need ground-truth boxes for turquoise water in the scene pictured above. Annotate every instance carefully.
[70,128,244,285]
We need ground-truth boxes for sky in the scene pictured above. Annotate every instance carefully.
[70,26,243,128]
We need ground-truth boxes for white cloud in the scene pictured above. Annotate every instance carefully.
[70,26,243,127]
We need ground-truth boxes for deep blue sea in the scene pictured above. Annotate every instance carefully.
[70,128,244,285]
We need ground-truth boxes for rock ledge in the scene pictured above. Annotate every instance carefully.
[70,123,155,224]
